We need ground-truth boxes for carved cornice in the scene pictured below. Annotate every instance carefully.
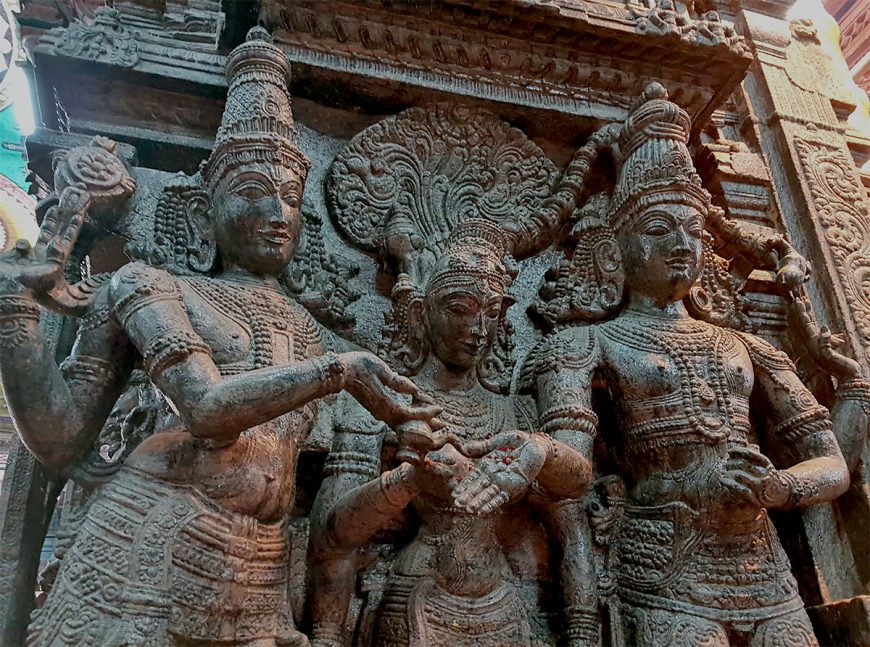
[51,7,139,67]
[262,0,750,128]
[32,3,227,88]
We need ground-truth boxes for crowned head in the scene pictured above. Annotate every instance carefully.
[422,219,511,370]
[198,27,311,276]
[610,83,710,305]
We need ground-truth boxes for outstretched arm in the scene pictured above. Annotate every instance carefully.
[109,262,439,446]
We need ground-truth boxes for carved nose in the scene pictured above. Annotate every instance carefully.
[672,227,691,251]
[268,196,289,226]
[470,313,486,338]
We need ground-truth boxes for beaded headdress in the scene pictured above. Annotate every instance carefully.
[425,219,509,296]
[200,27,310,190]
[610,82,710,233]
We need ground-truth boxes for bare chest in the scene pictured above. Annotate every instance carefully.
[178,278,315,372]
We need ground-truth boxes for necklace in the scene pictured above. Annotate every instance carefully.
[421,379,508,441]
[604,313,737,444]
[184,277,312,374]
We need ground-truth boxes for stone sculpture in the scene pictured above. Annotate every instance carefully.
[0,28,438,647]
[520,83,869,646]
[308,217,591,647]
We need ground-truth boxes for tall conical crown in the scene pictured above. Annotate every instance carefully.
[425,218,509,295]
[201,27,310,189]
[610,83,710,232]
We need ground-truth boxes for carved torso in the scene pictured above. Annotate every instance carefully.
[540,312,802,618]
[124,276,321,523]
[393,381,515,591]
[597,312,754,508]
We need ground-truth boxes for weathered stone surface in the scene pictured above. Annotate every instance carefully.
[0,0,868,644]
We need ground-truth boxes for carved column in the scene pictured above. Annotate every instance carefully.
[740,8,870,644]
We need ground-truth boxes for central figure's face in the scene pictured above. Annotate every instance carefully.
[424,280,502,371]
[619,202,704,305]
[210,163,304,276]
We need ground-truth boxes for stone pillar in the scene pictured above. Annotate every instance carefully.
[740,8,870,643]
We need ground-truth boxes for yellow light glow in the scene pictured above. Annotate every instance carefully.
[787,0,870,136]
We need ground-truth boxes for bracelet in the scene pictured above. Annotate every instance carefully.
[532,431,558,463]
[313,352,346,393]
[836,378,870,404]
[539,404,598,437]
[0,295,41,349]
[565,604,599,644]
[767,470,820,510]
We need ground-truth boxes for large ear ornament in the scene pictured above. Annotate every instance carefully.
[187,192,217,273]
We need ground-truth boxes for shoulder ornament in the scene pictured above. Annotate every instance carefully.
[108,262,183,328]
[733,331,796,374]
[520,325,600,391]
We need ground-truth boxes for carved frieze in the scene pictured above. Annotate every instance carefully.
[52,7,139,67]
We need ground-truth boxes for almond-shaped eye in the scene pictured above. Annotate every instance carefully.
[447,303,471,315]
[282,191,301,209]
[643,223,670,236]
[233,184,269,201]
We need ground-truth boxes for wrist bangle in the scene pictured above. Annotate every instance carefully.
[565,604,599,644]
[532,431,558,463]
[0,295,41,349]
[314,352,346,393]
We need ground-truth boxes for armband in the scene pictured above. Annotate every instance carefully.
[771,406,832,443]
[141,328,212,375]
[59,355,118,388]
[539,404,598,437]
[836,378,870,411]
[0,295,41,349]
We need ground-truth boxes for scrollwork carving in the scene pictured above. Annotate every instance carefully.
[52,7,139,67]
[794,138,870,362]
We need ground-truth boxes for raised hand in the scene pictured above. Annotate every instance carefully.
[0,186,89,297]
[339,351,442,429]
[787,287,860,380]
[452,430,550,514]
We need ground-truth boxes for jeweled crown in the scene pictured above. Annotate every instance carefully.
[610,82,710,232]
[201,27,310,189]
[425,219,509,295]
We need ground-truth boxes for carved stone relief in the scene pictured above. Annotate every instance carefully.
[0,9,868,647]
[793,137,870,365]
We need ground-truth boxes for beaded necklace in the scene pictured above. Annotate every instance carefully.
[604,312,737,444]
[183,276,308,374]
